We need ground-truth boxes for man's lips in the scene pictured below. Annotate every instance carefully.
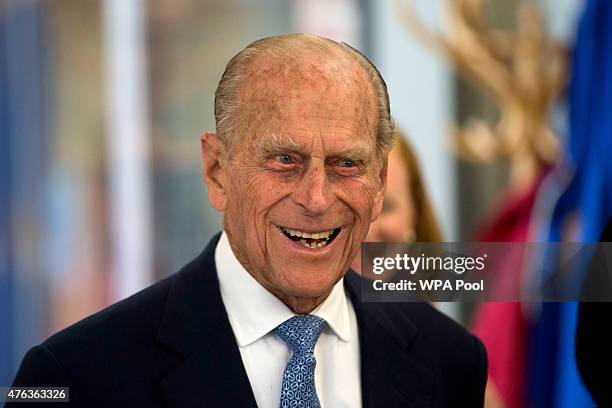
[278,225,342,249]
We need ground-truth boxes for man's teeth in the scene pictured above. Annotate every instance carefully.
[300,239,327,248]
[281,227,337,249]
[282,228,334,240]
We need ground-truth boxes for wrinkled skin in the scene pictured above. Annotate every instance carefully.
[364,147,415,243]
[201,54,388,313]
[350,147,416,274]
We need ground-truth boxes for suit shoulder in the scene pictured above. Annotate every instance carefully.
[346,271,484,365]
[393,302,486,372]
[401,302,475,343]
[392,302,487,404]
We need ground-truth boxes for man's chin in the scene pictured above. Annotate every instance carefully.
[275,288,335,314]
[273,272,343,305]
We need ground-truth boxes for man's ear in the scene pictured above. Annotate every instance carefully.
[371,156,389,223]
[200,132,228,211]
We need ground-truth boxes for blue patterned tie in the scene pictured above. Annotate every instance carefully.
[275,315,326,408]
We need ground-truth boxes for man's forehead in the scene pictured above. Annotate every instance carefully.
[239,52,375,105]
[236,55,377,135]
[244,51,358,85]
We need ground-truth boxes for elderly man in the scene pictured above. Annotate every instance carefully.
[9,34,486,407]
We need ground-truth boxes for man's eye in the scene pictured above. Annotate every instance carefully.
[339,159,355,168]
[274,154,294,165]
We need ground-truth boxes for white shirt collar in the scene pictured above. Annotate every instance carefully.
[215,231,352,347]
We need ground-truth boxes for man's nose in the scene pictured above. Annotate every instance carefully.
[292,162,334,216]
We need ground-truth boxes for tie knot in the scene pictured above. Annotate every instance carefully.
[275,315,326,354]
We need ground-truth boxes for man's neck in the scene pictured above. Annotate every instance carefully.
[270,288,334,314]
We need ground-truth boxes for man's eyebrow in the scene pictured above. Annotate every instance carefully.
[332,145,372,162]
[253,133,304,156]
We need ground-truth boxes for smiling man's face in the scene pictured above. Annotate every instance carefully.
[203,53,387,312]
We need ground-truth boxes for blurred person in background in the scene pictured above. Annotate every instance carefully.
[351,132,442,277]
[7,34,486,407]
[570,1,612,406]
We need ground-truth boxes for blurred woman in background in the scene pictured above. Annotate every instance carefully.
[351,131,442,275]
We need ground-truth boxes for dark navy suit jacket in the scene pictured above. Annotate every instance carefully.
[8,233,487,407]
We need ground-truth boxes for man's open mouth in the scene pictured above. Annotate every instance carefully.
[280,226,341,249]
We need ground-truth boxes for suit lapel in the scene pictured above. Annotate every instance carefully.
[157,233,257,408]
[345,272,435,408]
